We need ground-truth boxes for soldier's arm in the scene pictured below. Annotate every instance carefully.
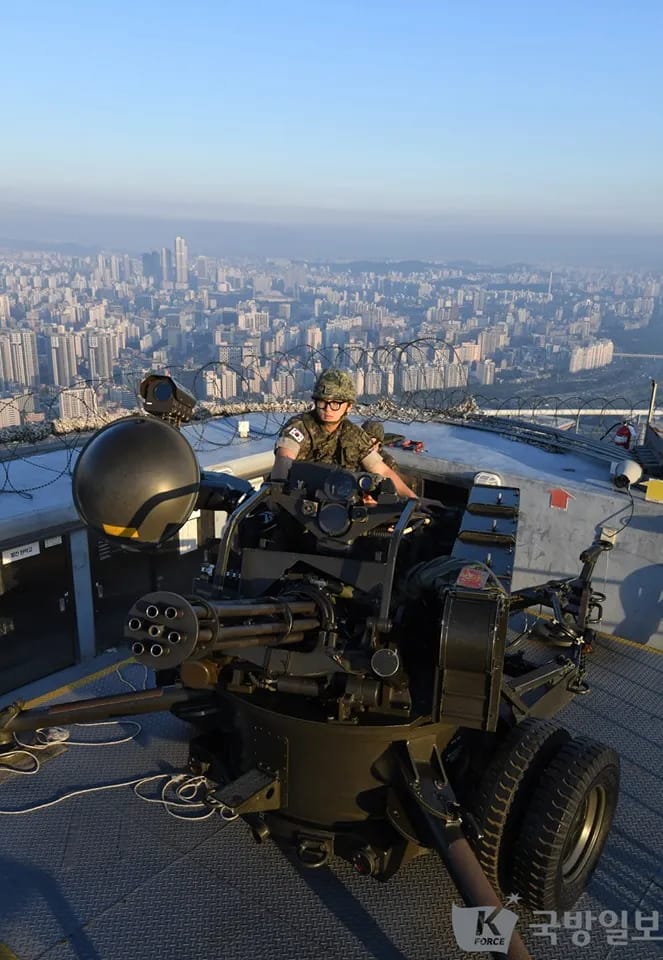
[272,447,296,480]
[365,454,418,499]
[272,422,308,480]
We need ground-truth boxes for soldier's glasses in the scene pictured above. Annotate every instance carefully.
[315,399,345,411]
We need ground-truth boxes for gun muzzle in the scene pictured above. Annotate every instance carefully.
[125,592,320,670]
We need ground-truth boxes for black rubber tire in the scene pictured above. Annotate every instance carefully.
[468,718,572,895]
[512,737,620,910]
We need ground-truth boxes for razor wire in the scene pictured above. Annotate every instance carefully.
[0,339,659,498]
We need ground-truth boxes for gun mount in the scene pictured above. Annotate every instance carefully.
[0,392,622,960]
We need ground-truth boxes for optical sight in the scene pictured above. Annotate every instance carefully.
[139,374,196,424]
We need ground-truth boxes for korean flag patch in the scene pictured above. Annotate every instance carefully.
[288,427,305,443]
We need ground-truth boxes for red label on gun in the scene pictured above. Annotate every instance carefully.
[456,566,489,589]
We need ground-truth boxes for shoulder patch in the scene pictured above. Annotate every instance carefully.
[288,427,305,443]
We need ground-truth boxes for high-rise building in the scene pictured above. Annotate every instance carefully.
[175,236,188,287]
[568,339,614,373]
[473,290,487,313]
[196,256,213,281]
[303,325,321,351]
[272,372,295,399]
[0,335,15,387]
[160,248,173,286]
[0,294,10,325]
[364,368,383,396]
[444,363,466,389]
[476,359,496,386]
[0,397,21,428]
[86,331,117,381]
[88,303,106,325]
[238,309,270,332]
[217,343,243,365]
[220,368,238,399]
[456,342,480,363]
[59,386,98,420]
[202,369,222,399]
[6,331,38,388]
[142,251,161,284]
[47,333,78,387]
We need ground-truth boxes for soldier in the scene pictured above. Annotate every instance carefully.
[361,420,399,471]
[272,368,417,499]
[362,419,422,496]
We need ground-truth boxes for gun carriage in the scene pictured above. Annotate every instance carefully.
[0,376,620,960]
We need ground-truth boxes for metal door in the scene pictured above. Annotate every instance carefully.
[89,520,210,654]
[0,536,77,695]
[88,534,153,653]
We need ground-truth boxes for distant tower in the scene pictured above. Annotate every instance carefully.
[142,250,161,285]
[0,294,11,325]
[547,272,553,298]
[175,236,189,287]
[160,247,173,286]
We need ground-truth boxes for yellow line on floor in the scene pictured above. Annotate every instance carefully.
[598,631,663,656]
[23,657,135,708]
[527,609,663,656]
[0,944,20,960]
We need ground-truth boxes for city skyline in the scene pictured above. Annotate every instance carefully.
[0,237,661,437]
[2,0,662,240]
[2,204,663,269]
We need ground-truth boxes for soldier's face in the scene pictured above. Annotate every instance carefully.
[315,398,350,428]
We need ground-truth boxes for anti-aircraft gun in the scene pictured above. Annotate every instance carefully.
[0,376,620,960]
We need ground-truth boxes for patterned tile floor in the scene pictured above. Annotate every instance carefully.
[0,637,661,960]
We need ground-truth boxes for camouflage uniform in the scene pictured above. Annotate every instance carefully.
[276,411,380,470]
[361,420,399,471]
[275,369,383,471]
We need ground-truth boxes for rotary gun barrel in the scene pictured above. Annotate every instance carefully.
[124,592,321,670]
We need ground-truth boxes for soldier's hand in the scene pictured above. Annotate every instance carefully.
[416,497,445,516]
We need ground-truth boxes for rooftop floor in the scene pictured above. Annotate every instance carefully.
[0,631,662,960]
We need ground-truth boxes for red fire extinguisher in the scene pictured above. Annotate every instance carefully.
[614,422,637,450]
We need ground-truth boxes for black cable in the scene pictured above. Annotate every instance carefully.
[599,422,622,441]
[619,487,636,531]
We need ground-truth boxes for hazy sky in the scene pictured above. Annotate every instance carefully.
[2,0,662,234]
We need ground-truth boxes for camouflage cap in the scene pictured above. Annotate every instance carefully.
[361,419,385,442]
[312,368,356,402]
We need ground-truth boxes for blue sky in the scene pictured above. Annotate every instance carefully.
[2,0,662,231]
